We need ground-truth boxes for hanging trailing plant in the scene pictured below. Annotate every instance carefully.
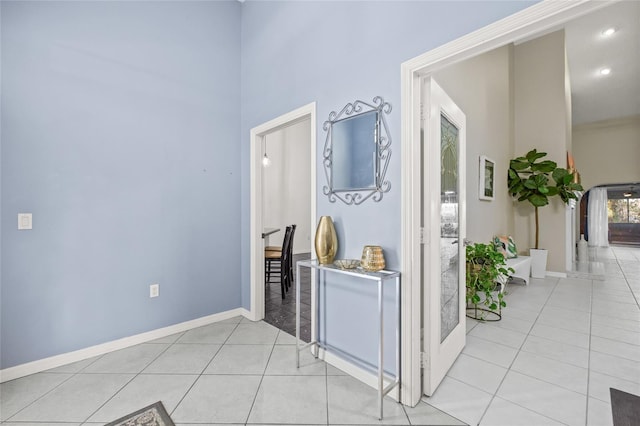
[466,242,513,320]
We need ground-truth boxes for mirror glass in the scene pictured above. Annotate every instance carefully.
[322,97,392,205]
[332,111,378,191]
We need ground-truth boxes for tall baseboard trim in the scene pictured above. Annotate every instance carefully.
[546,271,568,278]
[1,307,249,383]
[315,347,400,402]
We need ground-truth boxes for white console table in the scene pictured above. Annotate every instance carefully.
[295,259,401,420]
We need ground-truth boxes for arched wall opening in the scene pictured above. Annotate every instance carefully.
[580,183,640,247]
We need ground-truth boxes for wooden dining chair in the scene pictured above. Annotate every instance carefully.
[265,224,296,298]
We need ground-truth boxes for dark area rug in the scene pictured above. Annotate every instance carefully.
[104,401,174,426]
[610,388,640,426]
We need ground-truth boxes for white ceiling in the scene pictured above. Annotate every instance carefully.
[564,1,640,125]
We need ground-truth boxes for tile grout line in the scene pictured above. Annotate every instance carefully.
[459,349,594,398]
[586,250,640,420]
[585,278,595,426]
[168,319,244,420]
[416,397,469,426]
[79,332,183,425]
[590,338,640,357]
[2,355,100,423]
[400,401,414,425]
[532,318,592,339]
[476,276,562,425]
[590,248,629,420]
[442,376,571,426]
[582,246,640,424]
[242,328,279,425]
[325,349,330,426]
[619,253,640,310]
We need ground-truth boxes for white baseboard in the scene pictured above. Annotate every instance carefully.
[238,308,252,320]
[1,307,250,383]
[546,271,568,278]
[315,347,400,402]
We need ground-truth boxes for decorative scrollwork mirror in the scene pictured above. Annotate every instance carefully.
[322,96,392,205]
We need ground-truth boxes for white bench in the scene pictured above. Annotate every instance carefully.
[504,256,531,286]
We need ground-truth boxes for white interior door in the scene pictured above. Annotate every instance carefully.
[422,77,466,396]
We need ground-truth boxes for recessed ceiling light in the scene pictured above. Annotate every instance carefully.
[623,192,633,198]
[602,28,616,37]
[600,68,611,76]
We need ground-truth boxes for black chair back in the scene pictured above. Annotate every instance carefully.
[265,225,296,297]
[279,226,293,294]
[282,225,296,289]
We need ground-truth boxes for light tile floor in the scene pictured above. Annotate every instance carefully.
[1,246,638,425]
[0,317,463,425]
[423,245,640,426]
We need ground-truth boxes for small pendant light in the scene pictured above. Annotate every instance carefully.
[262,135,271,167]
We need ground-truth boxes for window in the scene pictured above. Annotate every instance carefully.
[608,198,640,223]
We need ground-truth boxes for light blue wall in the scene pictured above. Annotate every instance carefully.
[240,1,536,373]
[0,0,538,371]
[0,4,3,369]
[0,1,241,369]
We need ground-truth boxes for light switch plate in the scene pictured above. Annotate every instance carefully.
[18,213,32,230]
[150,284,159,298]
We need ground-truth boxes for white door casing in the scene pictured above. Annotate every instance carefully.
[249,103,317,322]
[422,78,466,396]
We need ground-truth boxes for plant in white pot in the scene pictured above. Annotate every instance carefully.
[508,149,583,278]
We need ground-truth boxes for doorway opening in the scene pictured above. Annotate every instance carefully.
[400,1,613,406]
[249,103,317,342]
[261,119,313,340]
[581,183,640,247]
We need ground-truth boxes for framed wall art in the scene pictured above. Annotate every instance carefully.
[479,155,495,201]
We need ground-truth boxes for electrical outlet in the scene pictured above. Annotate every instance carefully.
[18,213,32,230]
[150,284,159,298]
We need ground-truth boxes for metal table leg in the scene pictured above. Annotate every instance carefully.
[296,262,301,368]
[396,275,401,403]
[315,269,321,358]
[378,279,384,420]
[293,260,401,421]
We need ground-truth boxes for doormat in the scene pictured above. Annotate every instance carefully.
[610,388,640,426]
[105,401,175,426]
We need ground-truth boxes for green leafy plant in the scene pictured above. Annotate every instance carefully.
[466,242,513,317]
[507,149,583,249]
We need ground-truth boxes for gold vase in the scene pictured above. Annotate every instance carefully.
[361,245,385,271]
[315,216,338,264]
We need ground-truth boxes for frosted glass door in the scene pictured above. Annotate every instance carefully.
[422,78,466,396]
[440,115,459,343]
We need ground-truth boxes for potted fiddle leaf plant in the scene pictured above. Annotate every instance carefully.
[507,149,583,277]
[466,242,513,321]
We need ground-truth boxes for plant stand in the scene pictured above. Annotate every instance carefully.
[466,304,501,321]
[466,281,504,321]
[465,243,510,324]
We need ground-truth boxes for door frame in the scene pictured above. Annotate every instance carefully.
[400,0,611,406]
[249,102,317,322]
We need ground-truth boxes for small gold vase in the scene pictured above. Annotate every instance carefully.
[572,171,581,185]
[315,216,338,264]
[361,245,385,271]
